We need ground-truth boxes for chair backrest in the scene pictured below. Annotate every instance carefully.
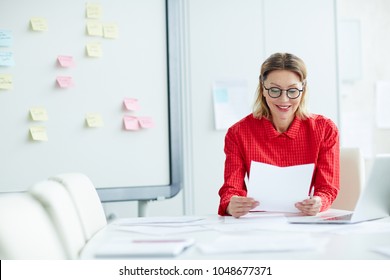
[29,179,86,259]
[49,173,107,241]
[0,193,66,259]
[332,147,365,211]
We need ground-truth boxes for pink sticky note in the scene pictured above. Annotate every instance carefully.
[123,115,140,131]
[123,98,140,111]
[57,55,75,67]
[56,76,73,88]
[138,116,155,128]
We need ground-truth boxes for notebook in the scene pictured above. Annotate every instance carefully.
[288,154,390,224]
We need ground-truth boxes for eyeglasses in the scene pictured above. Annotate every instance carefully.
[263,85,303,99]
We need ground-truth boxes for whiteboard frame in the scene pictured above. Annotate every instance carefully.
[96,0,183,202]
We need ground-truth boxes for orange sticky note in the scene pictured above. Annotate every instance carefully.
[123,115,140,131]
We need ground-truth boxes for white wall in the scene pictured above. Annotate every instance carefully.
[186,0,339,216]
[338,0,390,160]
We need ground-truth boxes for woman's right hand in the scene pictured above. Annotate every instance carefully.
[227,195,259,218]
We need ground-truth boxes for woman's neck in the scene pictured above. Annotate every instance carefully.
[272,116,294,133]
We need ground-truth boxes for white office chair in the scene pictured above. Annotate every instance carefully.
[0,193,66,259]
[49,173,107,241]
[29,179,86,259]
[332,147,365,211]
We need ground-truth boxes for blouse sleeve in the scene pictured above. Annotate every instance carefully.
[313,119,340,211]
[218,127,248,215]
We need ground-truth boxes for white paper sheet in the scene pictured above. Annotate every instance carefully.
[247,161,315,213]
[197,233,327,254]
[94,237,195,258]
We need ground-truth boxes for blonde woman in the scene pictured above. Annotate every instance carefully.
[218,53,339,218]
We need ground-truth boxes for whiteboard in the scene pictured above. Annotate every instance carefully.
[0,0,182,201]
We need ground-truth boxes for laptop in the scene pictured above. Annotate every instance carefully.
[288,154,390,224]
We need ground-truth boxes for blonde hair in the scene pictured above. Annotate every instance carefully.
[253,52,309,119]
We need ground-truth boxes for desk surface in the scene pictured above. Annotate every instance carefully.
[80,211,390,260]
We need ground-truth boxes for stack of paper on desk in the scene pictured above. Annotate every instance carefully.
[110,216,212,235]
[94,237,195,258]
[247,161,314,213]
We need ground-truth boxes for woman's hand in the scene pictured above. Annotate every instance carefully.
[227,195,259,218]
[295,196,322,216]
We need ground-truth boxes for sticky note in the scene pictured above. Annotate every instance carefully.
[30,107,48,121]
[138,117,155,129]
[30,126,48,141]
[0,30,13,47]
[103,23,118,39]
[86,3,102,19]
[56,76,74,88]
[214,88,229,103]
[123,98,140,111]
[0,51,14,67]
[123,115,140,131]
[86,21,103,36]
[30,17,48,31]
[86,42,102,57]
[0,74,13,90]
[86,113,103,127]
[57,55,75,67]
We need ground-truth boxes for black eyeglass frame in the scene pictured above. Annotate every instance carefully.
[263,85,304,99]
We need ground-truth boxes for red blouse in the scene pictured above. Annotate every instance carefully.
[218,114,340,216]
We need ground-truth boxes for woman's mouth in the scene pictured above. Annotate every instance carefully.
[276,105,291,111]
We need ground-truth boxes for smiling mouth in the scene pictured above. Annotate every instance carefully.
[276,105,291,110]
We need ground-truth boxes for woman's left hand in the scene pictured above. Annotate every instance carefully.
[295,196,322,216]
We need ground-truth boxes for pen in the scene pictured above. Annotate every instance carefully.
[309,187,315,199]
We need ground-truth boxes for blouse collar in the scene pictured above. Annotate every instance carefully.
[263,116,302,139]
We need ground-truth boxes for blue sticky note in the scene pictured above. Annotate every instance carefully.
[214,88,228,103]
[0,30,13,47]
[0,51,14,67]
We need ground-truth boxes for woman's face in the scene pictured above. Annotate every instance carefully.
[262,70,303,123]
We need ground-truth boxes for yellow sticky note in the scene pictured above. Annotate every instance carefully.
[86,113,103,127]
[103,23,118,39]
[30,17,48,31]
[86,20,103,36]
[30,107,48,121]
[0,74,13,90]
[86,42,102,57]
[30,126,48,141]
[86,3,102,19]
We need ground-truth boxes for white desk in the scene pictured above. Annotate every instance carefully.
[80,211,390,260]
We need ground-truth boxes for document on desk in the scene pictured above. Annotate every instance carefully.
[94,237,195,258]
[197,233,327,254]
[247,161,314,213]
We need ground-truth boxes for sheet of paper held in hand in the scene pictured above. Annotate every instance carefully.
[247,161,315,213]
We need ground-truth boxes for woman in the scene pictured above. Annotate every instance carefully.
[218,52,339,218]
